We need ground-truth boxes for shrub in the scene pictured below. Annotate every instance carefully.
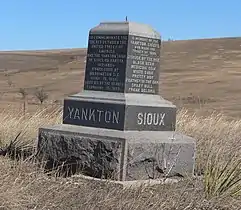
[34,87,48,104]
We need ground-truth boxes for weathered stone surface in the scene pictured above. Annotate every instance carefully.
[37,124,196,181]
[126,134,196,180]
[63,91,176,131]
[37,126,124,180]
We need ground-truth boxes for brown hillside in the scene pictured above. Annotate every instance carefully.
[1,37,241,118]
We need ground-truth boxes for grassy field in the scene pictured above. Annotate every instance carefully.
[0,37,241,209]
[0,107,240,209]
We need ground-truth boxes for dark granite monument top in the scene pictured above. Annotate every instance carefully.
[63,21,176,132]
[84,22,161,95]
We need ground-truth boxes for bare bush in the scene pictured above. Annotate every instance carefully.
[34,87,48,104]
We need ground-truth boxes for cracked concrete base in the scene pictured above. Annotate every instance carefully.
[37,124,196,181]
[71,174,179,189]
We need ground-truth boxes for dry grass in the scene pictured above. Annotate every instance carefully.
[0,107,240,209]
[0,106,61,149]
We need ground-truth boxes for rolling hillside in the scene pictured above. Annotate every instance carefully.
[1,37,241,118]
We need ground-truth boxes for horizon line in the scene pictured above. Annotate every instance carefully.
[0,35,241,52]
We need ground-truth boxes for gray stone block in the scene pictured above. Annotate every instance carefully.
[37,124,196,181]
[63,91,176,131]
[127,134,196,180]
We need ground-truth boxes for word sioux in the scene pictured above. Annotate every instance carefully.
[137,112,165,126]
[67,107,120,124]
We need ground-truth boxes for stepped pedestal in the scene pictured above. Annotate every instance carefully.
[37,21,196,181]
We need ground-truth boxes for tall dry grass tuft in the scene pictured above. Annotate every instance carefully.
[204,151,241,199]
[177,109,241,199]
[0,107,240,209]
[0,106,62,150]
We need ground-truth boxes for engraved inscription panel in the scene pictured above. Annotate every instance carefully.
[63,99,125,130]
[126,35,161,94]
[125,105,176,131]
[84,35,128,92]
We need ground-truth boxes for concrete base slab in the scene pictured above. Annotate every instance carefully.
[37,124,196,181]
[71,174,179,190]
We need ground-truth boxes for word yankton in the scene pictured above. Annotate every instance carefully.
[137,112,165,126]
[67,106,121,124]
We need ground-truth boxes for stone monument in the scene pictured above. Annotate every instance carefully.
[37,21,196,181]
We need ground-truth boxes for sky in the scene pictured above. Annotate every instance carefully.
[1,0,241,50]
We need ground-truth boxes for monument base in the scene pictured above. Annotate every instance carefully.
[37,124,196,181]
